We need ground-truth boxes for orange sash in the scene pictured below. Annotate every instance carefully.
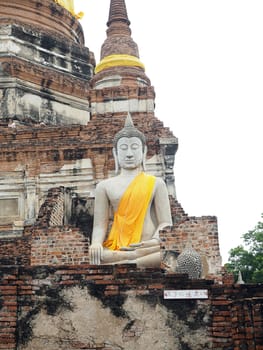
[103,173,156,250]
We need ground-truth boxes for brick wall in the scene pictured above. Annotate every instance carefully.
[30,186,89,266]
[0,115,171,183]
[0,265,262,350]
[160,197,222,278]
[30,227,89,266]
[0,237,30,266]
[36,187,65,227]
[0,267,18,350]
[210,284,263,349]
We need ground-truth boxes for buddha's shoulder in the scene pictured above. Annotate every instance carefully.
[96,177,114,187]
[152,176,168,193]
[95,176,123,190]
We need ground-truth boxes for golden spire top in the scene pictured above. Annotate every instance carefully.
[54,0,84,19]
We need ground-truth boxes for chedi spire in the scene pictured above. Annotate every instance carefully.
[107,0,130,27]
[95,0,144,74]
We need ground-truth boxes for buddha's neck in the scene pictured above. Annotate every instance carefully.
[119,167,142,177]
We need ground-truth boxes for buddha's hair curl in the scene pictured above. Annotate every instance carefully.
[113,113,146,148]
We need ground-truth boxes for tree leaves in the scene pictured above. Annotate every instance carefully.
[225,214,263,283]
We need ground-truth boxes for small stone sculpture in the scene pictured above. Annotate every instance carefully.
[176,241,202,279]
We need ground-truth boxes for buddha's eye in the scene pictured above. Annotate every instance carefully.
[119,144,128,150]
[131,143,140,150]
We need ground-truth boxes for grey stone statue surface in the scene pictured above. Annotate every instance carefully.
[89,114,172,267]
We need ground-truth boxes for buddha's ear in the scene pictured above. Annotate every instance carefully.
[113,148,119,174]
[142,145,147,171]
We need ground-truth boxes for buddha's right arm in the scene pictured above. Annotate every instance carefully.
[89,182,109,264]
[154,178,172,228]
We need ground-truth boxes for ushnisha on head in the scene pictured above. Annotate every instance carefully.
[113,113,147,173]
[113,113,146,150]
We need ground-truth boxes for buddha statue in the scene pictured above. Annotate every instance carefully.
[89,114,172,267]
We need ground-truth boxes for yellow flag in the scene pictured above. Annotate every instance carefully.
[54,0,84,19]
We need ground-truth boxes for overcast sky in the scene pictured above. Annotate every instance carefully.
[75,0,263,263]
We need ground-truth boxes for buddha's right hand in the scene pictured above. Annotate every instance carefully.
[89,243,103,265]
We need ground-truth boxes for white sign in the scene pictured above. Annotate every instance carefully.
[164,290,208,299]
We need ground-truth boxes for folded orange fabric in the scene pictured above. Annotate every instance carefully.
[103,173,156,250]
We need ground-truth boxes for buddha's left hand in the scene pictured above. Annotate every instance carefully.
[129,238,159,249]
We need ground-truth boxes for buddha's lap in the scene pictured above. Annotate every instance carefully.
[102,245,160,262]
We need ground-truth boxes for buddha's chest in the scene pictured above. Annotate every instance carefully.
[106,180,132,210]
[107,178,138,211]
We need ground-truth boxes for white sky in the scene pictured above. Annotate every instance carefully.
[75,0,263,263]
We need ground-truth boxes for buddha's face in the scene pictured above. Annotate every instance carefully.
[116,136,144,170]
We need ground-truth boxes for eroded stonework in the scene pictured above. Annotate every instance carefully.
[19,286,211,350]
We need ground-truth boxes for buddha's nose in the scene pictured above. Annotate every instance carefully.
[126,148,133,157]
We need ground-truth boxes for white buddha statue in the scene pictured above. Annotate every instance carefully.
[89,114,172,267]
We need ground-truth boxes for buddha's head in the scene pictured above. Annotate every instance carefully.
[113,114,147,173]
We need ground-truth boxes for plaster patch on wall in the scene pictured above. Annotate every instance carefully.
[91,98,155,114]
[0,198,19,217]
[19,286,211,350]
[15,92,90,125]
[0,87,90,125]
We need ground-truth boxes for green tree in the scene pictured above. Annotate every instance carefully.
[225,214,263,283]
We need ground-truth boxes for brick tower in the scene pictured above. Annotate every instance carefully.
[0,0,94,240]
[0,0,94,125]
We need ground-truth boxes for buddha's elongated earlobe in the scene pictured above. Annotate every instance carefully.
[142,145,147,171]
[113,148,119,174]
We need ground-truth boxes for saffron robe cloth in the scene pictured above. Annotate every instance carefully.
[103,173,156,251]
